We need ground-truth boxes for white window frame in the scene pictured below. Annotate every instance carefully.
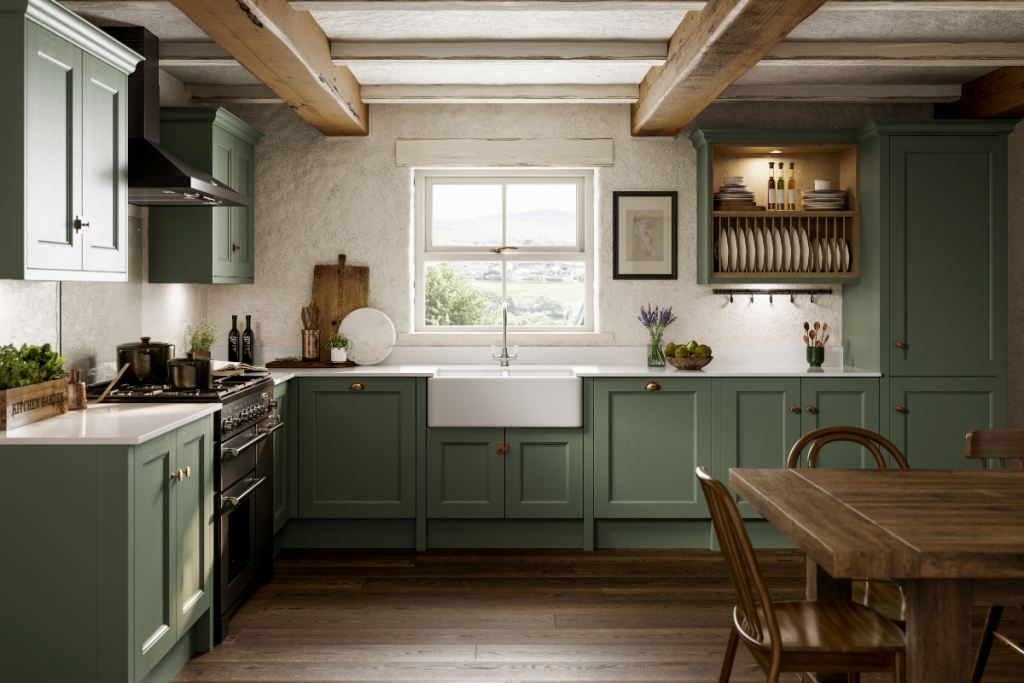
[413,168,596,335]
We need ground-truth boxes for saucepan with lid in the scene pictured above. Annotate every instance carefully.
[168,352,215,390]
[115,336,175,385]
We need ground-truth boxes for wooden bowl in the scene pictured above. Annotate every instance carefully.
[666,355,713,371]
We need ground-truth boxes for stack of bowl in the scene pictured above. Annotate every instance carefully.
[801,180,846,211]
[714,176,758,211]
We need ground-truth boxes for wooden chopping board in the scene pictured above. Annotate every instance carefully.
[312,254,369,347]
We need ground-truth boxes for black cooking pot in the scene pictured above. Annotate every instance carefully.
[115,337,175,385]
[168,352,215,390]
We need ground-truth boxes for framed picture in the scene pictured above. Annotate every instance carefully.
[612,191,678,280]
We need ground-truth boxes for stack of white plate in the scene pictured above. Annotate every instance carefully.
[801,190,846,211]
[714,176,754,203]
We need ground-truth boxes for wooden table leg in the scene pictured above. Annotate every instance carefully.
[806,556,852,683]
[904,579,972,683]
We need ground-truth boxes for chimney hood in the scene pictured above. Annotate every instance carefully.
[101,26,250,208]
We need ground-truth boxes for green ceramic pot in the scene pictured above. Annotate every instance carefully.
[806,346,825,367]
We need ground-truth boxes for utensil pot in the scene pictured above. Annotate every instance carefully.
[806,347,825,367]
[302,330,320,362]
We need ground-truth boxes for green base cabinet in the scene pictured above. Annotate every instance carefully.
[594,377,712,519]
[298,377,416,519]
[426,427,583,520]
[148,107,263,284]
[0,0,140,282]
[0,415,214,683]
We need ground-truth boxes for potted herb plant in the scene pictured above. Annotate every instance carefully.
[324,332,351,363]
[187,319,217,359]
[0,343,68,430]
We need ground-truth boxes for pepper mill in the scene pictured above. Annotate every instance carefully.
[68,369,87,410]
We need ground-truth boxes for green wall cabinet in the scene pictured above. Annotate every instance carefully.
[426,427,583,519]
[594,377,712,518]
[298,377,416,519]
[272,380,292,534]
[148,106,263,284]
[0,0,140,281]
[1,414,214,682]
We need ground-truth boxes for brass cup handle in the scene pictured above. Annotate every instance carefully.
[171,469,184,482]
[895,341,905,349]
[807,406,816,414]
[349,381,365,391]
[232,242,241,254]
[790,406,799,414]
[645,381,661,391]
[896,405,905,413]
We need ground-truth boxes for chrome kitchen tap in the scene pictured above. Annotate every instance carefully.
[492,302,518,367]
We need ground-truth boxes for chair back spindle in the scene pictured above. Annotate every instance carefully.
[788,426,909,470]
[966,429,1024,470]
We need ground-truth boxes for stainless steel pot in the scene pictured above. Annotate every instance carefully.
[168,351,214,390]
[115,337,175,385]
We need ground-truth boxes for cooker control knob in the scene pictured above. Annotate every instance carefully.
[268,399,278,410]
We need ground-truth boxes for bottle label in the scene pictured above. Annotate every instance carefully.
[788,189,796,207]
[768,189,776,204]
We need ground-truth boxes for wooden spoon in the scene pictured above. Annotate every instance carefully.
[803,334,809,347]
[809,329,816,345]
[814,322,821,334]
[93,363,131,404]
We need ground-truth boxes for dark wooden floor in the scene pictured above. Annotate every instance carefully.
[174,549,1022,682]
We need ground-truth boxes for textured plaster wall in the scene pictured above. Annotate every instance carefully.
[209,101,929,351]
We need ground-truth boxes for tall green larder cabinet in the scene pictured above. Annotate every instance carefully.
[149,106,264,284]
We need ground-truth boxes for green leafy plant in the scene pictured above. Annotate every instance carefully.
[187,318,218,352]
[0,343,66,390]
[275,356,300,362]
[324,332,350,351]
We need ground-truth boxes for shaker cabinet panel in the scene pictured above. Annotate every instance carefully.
[505,428,583,519]
[299,378,416,519]
[889,136,1006,377]
[594,377,712,518]
[174,418,214,640]
[427,428,504,519]
[230,140,255,280]
[800,378,881,469]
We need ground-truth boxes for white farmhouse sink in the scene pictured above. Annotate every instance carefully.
[428,365,582,428]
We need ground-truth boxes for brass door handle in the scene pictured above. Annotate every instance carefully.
[896,405,904,413]
[497,442,509,455]
[790,406,799,414]
[807,406,816,414]
[74,216,89,232]
[645,381,661,391]
[171,469,184,482]
[272,414,283,424]
[349,381,365,391]
[232,241,241,254]
[895,341,904,349]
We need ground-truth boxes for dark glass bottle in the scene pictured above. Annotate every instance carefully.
[228,315,240,362]
[242,315,254,366]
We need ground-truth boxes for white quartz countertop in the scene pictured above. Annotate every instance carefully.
[268,363,880,383]
[0,402,221,446]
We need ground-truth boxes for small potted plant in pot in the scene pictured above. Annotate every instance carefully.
[324,332,350,363]
[187,319,217,359]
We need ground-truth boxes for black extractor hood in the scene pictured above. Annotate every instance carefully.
[102,26,250,208]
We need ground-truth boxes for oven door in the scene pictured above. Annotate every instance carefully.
[219,470,265,610]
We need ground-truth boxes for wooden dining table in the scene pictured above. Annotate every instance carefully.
[729,468,1024,683]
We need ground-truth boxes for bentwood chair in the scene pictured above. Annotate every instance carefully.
[787,426,908,625]
[966,429,1024,683]
[696,467,906,683]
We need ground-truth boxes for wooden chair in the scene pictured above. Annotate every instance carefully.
[787,426,908,624]
[696,467,906,683]
[966,429,1024,683]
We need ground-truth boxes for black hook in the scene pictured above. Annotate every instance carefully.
[790,294,795,304]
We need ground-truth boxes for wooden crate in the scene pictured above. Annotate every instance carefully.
[0,377,69,431]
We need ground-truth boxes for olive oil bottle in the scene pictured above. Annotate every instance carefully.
[787,162,796,210]
[768,161,776,210]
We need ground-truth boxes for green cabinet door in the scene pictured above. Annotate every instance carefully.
[800,377,881,468]
[211,126,234,279]
[133,433,177,681]
[80,52,127,274]
[889,136,1007,377]
[889,377,998,469]
[231,139,255,280]
[595,377,713,518]
[720,378,802,518]
[174,418,213,641]
[24,22,81,273]
[299,378,416,518]
[427,428,504,518]
[272,380,291,533]
[505,428,583,519]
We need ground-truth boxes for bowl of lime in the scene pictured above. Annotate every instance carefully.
[664,341,713,371]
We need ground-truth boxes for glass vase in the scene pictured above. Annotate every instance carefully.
[647,335,666,367]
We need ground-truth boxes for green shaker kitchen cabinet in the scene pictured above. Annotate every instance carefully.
[0,0,141,281]
[594,377,713,518]
[298,377,416,519]
[800,377,881,468]
[272,379,292,534]
[148,106,263,284]
[889,377,999,470]
[426,427,583,520]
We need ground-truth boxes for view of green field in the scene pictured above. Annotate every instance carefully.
[475,280,583,305]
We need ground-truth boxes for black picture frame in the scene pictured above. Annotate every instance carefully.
[612,191,678,280]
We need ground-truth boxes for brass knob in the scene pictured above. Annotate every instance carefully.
[896,405,904,413]
[790,406,799,414]
[645,381,661,391]
[895,341,904,349]
[184,466,191,478]
[273,414,282,424]
[74,215,90,232]
[232,242,241,254]
[171,469,183,482]
[807,406,816,413]
[349,381,365,391]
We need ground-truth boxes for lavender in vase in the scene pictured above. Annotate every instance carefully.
[638,304,677,367]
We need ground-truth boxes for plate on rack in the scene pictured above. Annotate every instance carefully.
[746,228,756,272]
[728,228,737,271]
[719,227,729,272]
[736,227,747,272]
[800,228,810,272]
[782,228,792,272]
[774,228,783,272]
[763,229,773,273]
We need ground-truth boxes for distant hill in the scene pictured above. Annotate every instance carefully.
[433,210,576,246]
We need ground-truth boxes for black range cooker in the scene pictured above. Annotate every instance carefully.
[87,370,281,643]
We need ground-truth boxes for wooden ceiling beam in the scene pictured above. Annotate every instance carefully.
[765,41,1024,67]
[719,84,961,102]
[167,0,367,136]
[935,66,1024,119]
[630,0,828,137]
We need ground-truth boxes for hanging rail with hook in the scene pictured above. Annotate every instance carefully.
[713,288,833,304]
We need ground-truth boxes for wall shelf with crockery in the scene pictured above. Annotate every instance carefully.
[691,128,860,284]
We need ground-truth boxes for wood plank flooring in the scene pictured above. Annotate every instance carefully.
[174,549,1023,682]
